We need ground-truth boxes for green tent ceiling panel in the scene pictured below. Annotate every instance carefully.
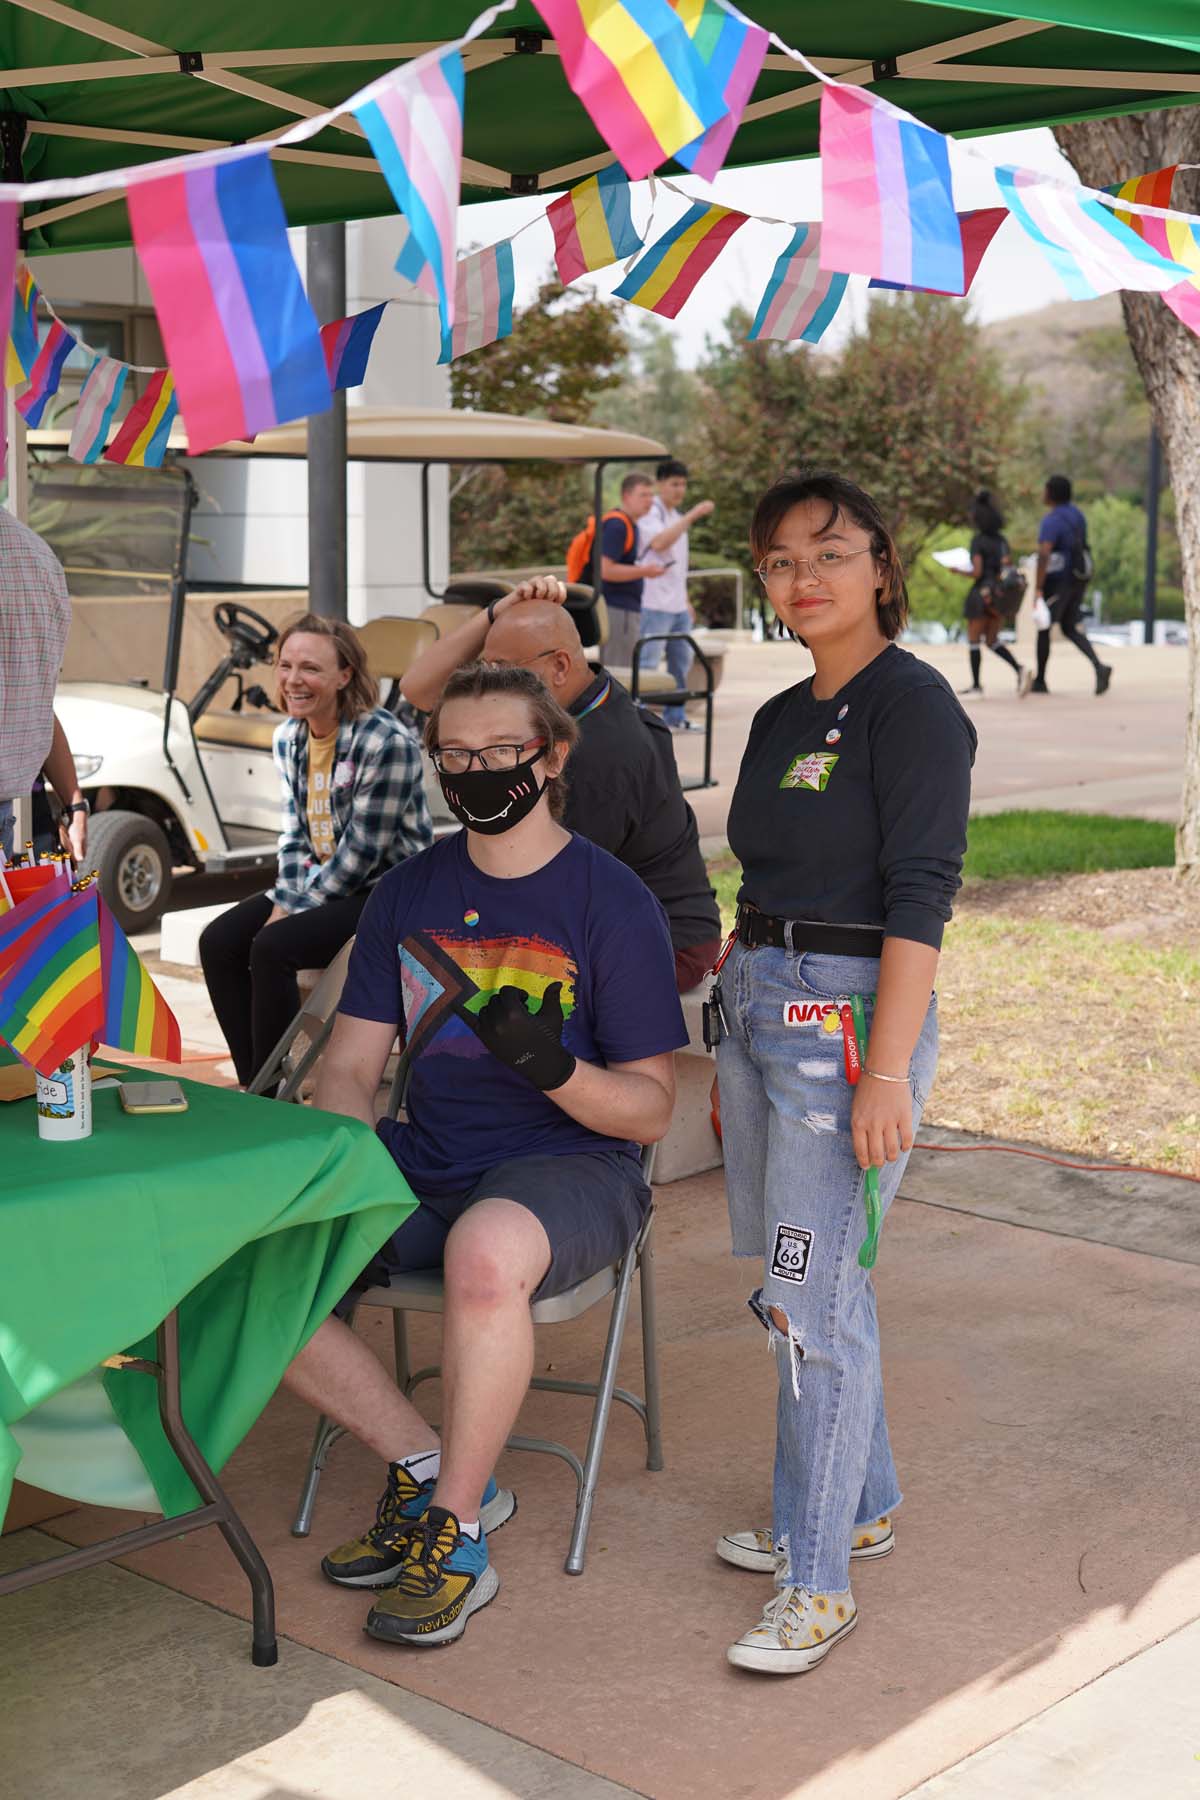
[2,2,1197,253]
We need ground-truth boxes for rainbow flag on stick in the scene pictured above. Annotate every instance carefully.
[996,165,1188,300]
[820,83,963,295]
[99,900,182,1062]
[104,369,177,468]
[17,317,75,426]
[321,303,387,390]
[440,241,516,362]
[6,264,39,388]
[748,224,848,345]
[1104,166,1200,337]
[69,355,129,463]
[0,886,103,1077]
[870,206,1008,295]
[672,0,768,182]
[614,199,747,317]
[532,0,726,179]
[548,165,642,283]
[126,151,330,454]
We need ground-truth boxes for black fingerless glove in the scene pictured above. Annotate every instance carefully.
[472,982,576,1092]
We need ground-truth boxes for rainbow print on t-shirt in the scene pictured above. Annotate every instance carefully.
[398,929,577,1062]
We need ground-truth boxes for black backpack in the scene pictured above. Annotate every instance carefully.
[985,535,1026,619]
[1070,536,1094,583]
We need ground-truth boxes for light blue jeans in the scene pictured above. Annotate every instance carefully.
[716,942,938,1594]
[638,606,692,727]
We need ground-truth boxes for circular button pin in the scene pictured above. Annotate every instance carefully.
[837,704,849,720]
[825,728,842,745]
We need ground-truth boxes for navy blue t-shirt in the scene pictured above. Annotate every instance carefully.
[601,511,641,613]
[1039,502,1087,592]
[338,830,688,1197]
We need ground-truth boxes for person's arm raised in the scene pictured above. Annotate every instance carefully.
[647,498,714,553]
[399,578,568,712]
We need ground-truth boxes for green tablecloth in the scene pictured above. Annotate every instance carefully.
[0,1080,416,1521]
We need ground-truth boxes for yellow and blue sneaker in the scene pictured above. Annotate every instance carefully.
[716,1514,894,1573]
[321,1464,515,1588]
[365,1506,498,1647]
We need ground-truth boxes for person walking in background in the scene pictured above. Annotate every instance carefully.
[0,509,72,861]
[957,491,1031,698]
[600,471,665,671]
[1032,475,1111,696]
[638,458,715,731]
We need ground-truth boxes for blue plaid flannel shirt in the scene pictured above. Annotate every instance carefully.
[269,707,432,913]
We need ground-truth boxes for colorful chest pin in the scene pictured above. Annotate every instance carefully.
[825,728,842,745]
[837,704,849,720]
[463,908,480,928]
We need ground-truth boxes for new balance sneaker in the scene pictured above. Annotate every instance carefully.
[716,1513,894,1573]
[365,1506,499,1647]
[321,1464,515,1588]
[728,1585,857,1674]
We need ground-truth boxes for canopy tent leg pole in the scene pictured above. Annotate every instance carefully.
[307,223,348,623]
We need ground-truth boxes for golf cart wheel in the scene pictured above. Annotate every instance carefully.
[84,810,173,936]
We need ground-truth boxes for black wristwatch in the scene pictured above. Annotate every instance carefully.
[66,798,91,817]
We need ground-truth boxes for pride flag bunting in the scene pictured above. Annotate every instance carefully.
[1104,166,1200,337]
[126,151,330,455]
[548,165,643,283]
[99,899,182,1062]
[69,356,129,463]
[870,207,1008,295]
[440,241,516,362]
[532,0,726,179]
[321,303,387,390]
[0,206,15,400]
[820,84,963,295]
[996,165,1188,300]
[672,0,768,183]
[614,199,747,317]
[355,47,465,340]
[104,369,177,467]
[0,886,103,1077]
[748,224,848,345]
[6,264,39,388]
[17,317,75,426]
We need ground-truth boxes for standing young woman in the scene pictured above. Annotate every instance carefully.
[958,491,1031,697]
[713,473,976,1675]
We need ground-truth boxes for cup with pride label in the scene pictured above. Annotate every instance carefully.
[36,1045,93,1142]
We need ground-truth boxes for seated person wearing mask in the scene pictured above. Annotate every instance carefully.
[282,663,685,1648]
[401,580,724,990]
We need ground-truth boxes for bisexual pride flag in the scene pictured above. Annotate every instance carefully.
[614,200,747,318]
[321,303,387,390]
[548,166,642,284]
[748,224,848,345]
[126,151,330,454]
[672,0,768,183]
[440,242,516,362]
[17,317,75,426]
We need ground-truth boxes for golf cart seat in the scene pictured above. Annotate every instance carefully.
[194,710,279,750]
[442,576,513,606]
[421,602,489,638]
[357,616,437,680]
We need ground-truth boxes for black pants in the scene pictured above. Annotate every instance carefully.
[199,889,371,1087]
[1037,578,1100,682]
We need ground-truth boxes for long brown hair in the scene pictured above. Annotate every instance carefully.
[425,662,579,822]
[274,613,379,720]
[749,472,908,641]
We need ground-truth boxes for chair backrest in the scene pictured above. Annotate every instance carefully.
[357,616,437,682]
[592,594,610,650]
[249,937,357,1099]
[420,603,487,639]
[442,576,513,606]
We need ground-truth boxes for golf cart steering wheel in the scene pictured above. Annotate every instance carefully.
[214,600,278,661]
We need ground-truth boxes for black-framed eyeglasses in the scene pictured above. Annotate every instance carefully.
[755,548,873,585]
[430,736,547,776]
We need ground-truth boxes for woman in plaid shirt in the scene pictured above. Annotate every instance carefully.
[200,613,432,1088]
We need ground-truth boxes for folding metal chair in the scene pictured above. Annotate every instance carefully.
[291,1141,663,1575]
[246,938,356,1101]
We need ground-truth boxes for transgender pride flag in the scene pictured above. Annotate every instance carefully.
[440,242,516,362]
[996,165,1188,300]
[68,355,128,463]
[748,224,848,345]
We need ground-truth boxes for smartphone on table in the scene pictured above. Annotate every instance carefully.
[119,1080,189,1115]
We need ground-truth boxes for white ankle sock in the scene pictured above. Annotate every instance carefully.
[397,1448,441,1481]
[458,1519,480,1539]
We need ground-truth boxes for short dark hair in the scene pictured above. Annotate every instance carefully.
[621,470,653,498]
[656,458,688,481]
[749,471,908,642]
[1045,474,1072,504]
[425,661,579,822]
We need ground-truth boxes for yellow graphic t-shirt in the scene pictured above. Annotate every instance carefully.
[306,729,338,863]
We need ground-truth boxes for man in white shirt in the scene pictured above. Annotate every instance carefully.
[637,459,714,731]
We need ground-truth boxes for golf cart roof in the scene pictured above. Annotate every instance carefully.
[27,407,668,465]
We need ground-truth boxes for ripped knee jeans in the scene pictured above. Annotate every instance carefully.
[716,943,938,1594]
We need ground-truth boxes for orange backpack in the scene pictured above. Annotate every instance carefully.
[566,508,634,584]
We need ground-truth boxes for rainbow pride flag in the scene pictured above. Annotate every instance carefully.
[870,206,1008,295]
[104,369,177,468]
[69,356,129,463]
[614,199,747,317]
[996,165,1188,300]
[672,0,768,182]
[820,83,963,294]
[532,0,726,179]
[0,886,103,1077]
[126,151,330,454]
[355,47,465,340]
[320,303,387,390]
[99,900,182,1062]
[1104,166,1200,336]
[548,166,642,283]
[440,242,516,362]
[748,224,848,345]
[16,317,75,426]
[6,264,39,388]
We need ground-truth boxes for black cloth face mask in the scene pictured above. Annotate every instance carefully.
[437,752,547,836]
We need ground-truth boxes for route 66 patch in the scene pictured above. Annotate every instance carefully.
[771,1224,814,1285]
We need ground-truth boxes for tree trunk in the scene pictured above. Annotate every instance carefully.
[1054,116,1200,878]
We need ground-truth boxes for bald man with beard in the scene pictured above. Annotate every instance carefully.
[401,580,722,990]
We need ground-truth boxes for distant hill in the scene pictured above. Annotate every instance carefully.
[982,294,1123,383]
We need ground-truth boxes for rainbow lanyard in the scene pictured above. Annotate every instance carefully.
[841,992,883,1270]
[574,677,612,721]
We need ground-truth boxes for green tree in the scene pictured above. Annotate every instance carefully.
[1087,495,1147,622]
[594,314,704,451]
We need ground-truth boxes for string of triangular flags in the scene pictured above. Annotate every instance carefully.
[2,0,1199,463]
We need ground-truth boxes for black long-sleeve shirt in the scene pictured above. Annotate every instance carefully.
[727,645,976,951]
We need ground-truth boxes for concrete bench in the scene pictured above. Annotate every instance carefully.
[653,988,723,1185]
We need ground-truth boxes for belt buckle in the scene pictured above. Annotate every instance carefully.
[784,919,799,955]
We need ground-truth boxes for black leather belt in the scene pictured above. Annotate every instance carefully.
[736,907,884,959]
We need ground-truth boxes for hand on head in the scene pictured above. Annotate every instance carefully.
[499,576,567,613]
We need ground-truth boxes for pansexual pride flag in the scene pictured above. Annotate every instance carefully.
[69,356,128,463]
[104,369,177,467]
[996,165,1187,300]
[672,0,768,182]
[820,83,963,295]
[99,899,181,1062]
[748,224,848,345]
[614,199,747,317]
[548,166,642,283]
[870,207,1008,295]
[0,886,103,1078]
[321,303,387,390]
[17,317,75,426]
[6,264,39,388]
[355,47,465,340]
[127,151,330,454]
[440,242,516,362]
[1104,166,1200,336]
[533,0,726,179]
